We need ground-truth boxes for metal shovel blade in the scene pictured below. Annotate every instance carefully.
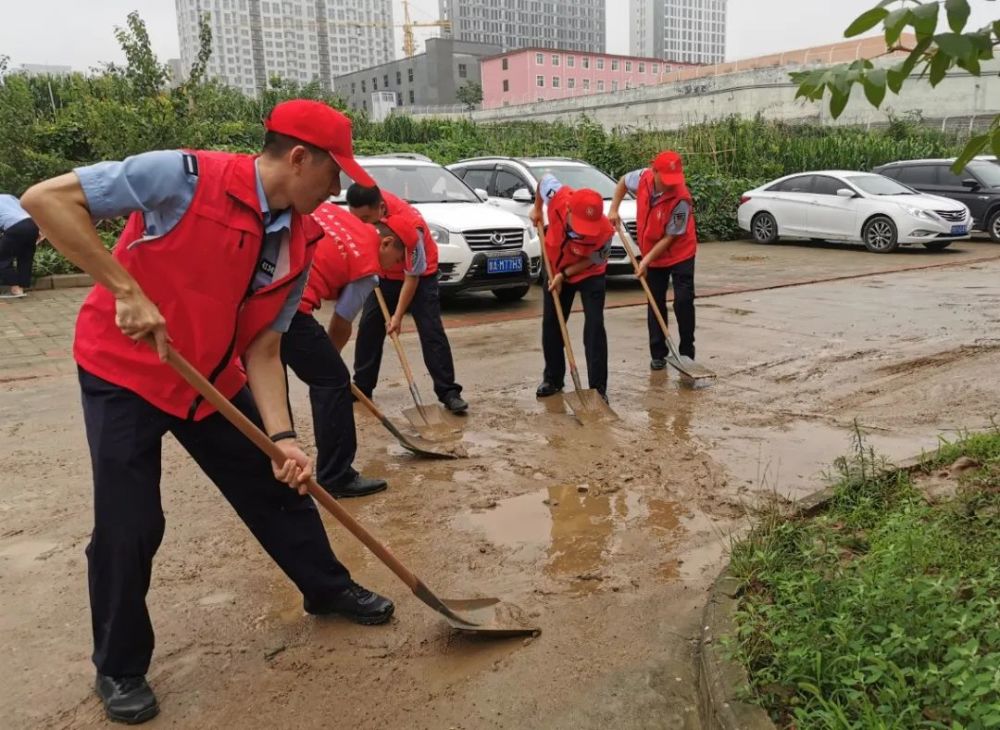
[402,404,464,442]
[665,339,717,381]
[563,388,619,425]
[413,582,538,637]
[386,417,466,459]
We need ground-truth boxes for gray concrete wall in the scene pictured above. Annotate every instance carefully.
[404,60,1000,132]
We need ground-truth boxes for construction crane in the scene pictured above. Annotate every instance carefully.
[400,0,452,58]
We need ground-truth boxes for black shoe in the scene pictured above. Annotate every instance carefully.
[650,358,667,371]
[679,346,695,360]
[536,381,563,398]
[442,392,468,414]
[95,674,159,724]
[325,474,388,499]
[305,582,395,625]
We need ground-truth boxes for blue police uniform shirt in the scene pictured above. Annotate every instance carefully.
[334,276,378,321]
[539,173,611,264]
[74,150,307,333]
[0,194,31,231]
[623,169,691,236]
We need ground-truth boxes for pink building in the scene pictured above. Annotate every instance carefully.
[480,48,698,110]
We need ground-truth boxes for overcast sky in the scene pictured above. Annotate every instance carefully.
[2,0,997,70]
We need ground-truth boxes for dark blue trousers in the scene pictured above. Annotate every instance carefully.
[79,367,352,677]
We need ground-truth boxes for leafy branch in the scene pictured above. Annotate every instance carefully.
[792,0,1000,170]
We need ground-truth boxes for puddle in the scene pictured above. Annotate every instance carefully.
[456,485,688,593]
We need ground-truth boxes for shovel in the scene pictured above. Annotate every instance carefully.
[614,222,716,382]
[162,345,536,637]
[374,287,461,442]
[534,222,618,425]
[351,383,465,459]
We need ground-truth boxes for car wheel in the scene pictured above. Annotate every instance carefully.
[493,285,530,302]
[922,241,952,251]
[751,212,778,243]
[988,209,1000,242]
[862,216,898,253]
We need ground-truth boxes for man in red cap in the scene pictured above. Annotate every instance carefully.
[529,173,614,402]
[281,203,410,499]
[21,99,393,725]
[609,151,699,369]
[346,185,467,414]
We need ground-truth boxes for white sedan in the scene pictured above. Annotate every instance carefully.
[737,170,972,253]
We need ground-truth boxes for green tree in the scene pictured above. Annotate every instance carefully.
[182,13,214,88]
[455,82,483,109]
[105,11,169,98]
[792,0,1000,169]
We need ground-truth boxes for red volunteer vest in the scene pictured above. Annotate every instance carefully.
[635,168,698,268]
[74,151,322,420]
[545,185,613,284]
[300,202,381,313]
[379,190,439,280]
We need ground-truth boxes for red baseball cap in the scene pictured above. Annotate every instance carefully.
[652,151,685,186]
[381,211,421,253]
[264,100,375,187]
[567,188,607,237]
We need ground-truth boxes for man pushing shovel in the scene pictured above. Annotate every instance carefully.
[22,100,393,725]
[609,151,699,370]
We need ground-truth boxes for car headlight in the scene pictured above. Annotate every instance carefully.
[428,224,450,245]
[904,207,932,220]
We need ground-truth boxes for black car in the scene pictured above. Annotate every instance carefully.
[873,158,1000,241]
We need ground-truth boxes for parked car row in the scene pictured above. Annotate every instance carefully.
[738,157,1000,253]
[334,153,639,301]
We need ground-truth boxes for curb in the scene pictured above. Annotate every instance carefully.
[32,273,94,290]
[696,452,927,730]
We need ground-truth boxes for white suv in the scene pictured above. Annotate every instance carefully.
[342,155,542,301]
[447,156,640,276]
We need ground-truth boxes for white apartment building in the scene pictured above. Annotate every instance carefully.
[175,0,394,97]
[439,0,605,53]
[629,0,727,65]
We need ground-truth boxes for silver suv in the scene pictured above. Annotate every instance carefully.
[447,157,640,276]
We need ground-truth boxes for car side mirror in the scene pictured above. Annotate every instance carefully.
[962,178,980,190]
[474,187,489,201]
[836,188,856,198]
[512,188,533,203]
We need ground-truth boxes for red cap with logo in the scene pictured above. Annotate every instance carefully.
[264,100,375,187]
[652,150,685,186]
[567,188,606,237]
[381,211,421,253]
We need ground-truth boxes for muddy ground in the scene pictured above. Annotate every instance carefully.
[2,243,999,729]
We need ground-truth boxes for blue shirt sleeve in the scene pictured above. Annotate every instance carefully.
[403,229,428,277]
[74,150,197,236]
[334,275,377,322]
[666,200,691,236]
[623,169,644,196]
[538,174,563,206]
[270,269,308,333]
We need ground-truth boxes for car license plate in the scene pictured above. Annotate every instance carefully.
[951,225,968,235]
[487,256,523,274]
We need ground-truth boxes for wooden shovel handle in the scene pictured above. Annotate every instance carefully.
[534,221,582,381]
[163,345,420,592]
[615,222,671,340]
[374,286,421,395]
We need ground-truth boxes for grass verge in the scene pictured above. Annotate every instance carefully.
[727,426,1000,729]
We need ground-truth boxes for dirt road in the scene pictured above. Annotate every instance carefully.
[2,241,999,729]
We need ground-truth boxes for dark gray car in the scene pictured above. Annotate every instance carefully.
[873,158,1000,241]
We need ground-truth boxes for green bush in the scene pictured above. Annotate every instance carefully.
[3,51,969,277]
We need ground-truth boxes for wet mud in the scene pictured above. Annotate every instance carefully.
[1,258,999,728]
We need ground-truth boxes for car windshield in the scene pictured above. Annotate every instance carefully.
[968,161,1000,187]
[358,165,481,204]
[846,174,916,196]
[526,164,620,199]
